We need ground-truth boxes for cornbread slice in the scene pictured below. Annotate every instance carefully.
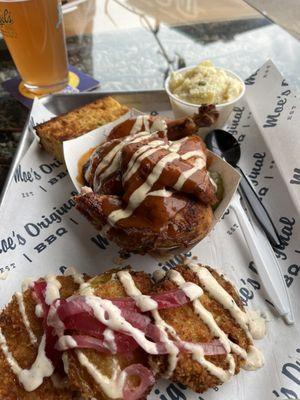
[35,96,129,162]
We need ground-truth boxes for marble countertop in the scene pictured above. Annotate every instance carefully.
[1,14,300,190]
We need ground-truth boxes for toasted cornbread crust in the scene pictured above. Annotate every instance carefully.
[35,97,129,162]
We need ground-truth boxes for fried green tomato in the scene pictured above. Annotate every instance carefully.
[65,268,154,400]
[0,276,82,400]
[149,264,251,393]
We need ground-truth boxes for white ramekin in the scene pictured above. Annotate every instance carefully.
[165,65,245,136]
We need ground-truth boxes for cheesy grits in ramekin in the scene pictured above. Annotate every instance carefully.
[165,60,245,135]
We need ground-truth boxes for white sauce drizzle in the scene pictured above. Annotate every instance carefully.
[174,158,206,191]
[0,273,67,392]
[117,271,157,312]
[117,270,179,378]
[151,309,179,378]
[44,275,61,305]
[35,304,44,318]
[168,137,188,153]
[15,292,37,346]
[188,264,249,334]
[108,152,180,225]
[103,328,117,354]
[76,351,127,399]
[181,150,206,161]
[47,300,66,337]
[147,189,173,198]
[81,185,93,195]
[62,353,69,374]
[168,270,239,377]
[21,277,34,292]
[130,115,150,134]
[190,343,234,382]
[117,268,265,383]
[208,171,218,190]
[242,345,265,370]
[247,310,266,340]
[130,115,168,136]
[153,269,166,282]
[151,118,168,134]
[122,140,168,183]
[179,281,203,300]
[84,148,100,182]
[93,143,122,185]
[64,266,85,286]
[186,263,265,368]
[56,335,77,350]
[0,331,54,392]
[79,282,95,296]
[64,266,91,296]
[166,270,235,381]
[50,269,93,337]
[85,296,159,354]
[93,131,151,192]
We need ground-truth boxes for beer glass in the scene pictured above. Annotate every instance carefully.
[0,0,69,94]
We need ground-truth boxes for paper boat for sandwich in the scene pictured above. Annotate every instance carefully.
[64,110,240,254]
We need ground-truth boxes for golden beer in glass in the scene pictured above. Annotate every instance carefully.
[0,0,68,94]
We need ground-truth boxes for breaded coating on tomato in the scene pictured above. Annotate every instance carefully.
[149,264,253,393]
[0,275,82,400]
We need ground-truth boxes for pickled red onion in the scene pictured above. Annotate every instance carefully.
[122,364,155,400]
[32,280,64,372]
[54,331,225,357]
[33,280,226,376]
[32,281,49,315]
[55,334,139,354]
[52,297,151,332]
[109,289,190,310]
[150,289,190,309]
[199,340,227,356]
[179,339,227,356]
